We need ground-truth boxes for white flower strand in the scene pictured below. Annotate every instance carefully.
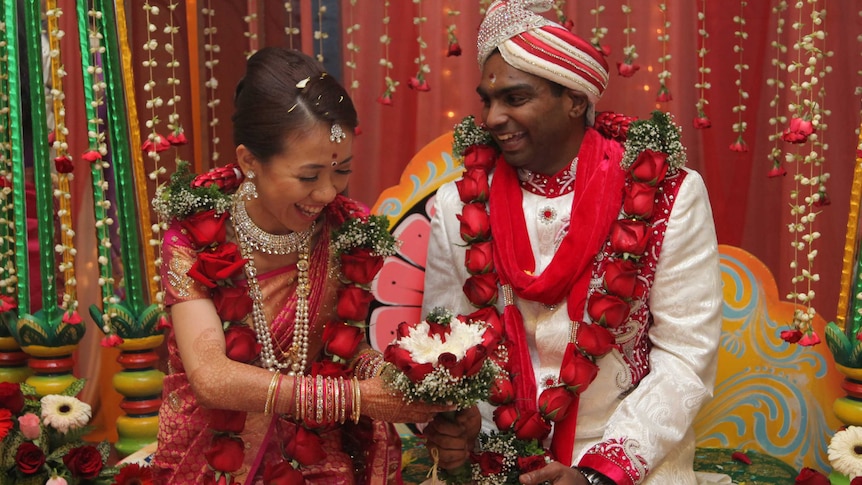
[202,1,221,162]
[412,0,430,84]
[46,2,77,313]
[621,3,638,67]
[284,1,300,49]
[766,2,789,171]
[344,0,361,93]
[731,1,750,141]
[694,0,710,120]
[378,1,399,102]
[0,21,17,299]
[142,2,165,167]
[589,1,607,53]
[656,3,672,99]
[314,0,329,63]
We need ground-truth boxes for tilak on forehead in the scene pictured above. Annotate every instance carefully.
[477,0,610,124]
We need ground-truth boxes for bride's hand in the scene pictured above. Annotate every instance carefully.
[359,376,454,423]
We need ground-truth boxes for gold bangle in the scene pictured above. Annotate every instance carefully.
[351,376,361,424]
[263,372,280,415]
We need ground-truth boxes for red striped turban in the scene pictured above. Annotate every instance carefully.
[478,0,609,125]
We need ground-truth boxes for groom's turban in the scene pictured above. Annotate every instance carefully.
[477,0,609,124]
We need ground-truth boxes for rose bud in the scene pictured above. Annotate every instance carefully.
[576,322,616,356]
[322,322,365,360]
[340,248,384,285]
[538,386,575,422]
[463,272,498,307]
[203,436,245,473]
[517,454,550,473]
[465,241,495,275]
[179,209,229,248]
[623,182,658,219]
[559,350,599,393]
[473,451,505,476]
[513,409,552,441]
[462,144,498,171]
[587,293,631,329]
[456,168,490,204]
[223,324,260,363]
[608,219,650,256]
[457,202,492,243]
[493,403,519,430]
[629,149,669,186]
[603,259,640,298]
[488,377,515,405]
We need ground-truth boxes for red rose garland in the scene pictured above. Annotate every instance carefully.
[178,168,393,483]
[453,115,672,469]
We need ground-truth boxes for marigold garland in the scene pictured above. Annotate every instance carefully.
[729,0,750,152]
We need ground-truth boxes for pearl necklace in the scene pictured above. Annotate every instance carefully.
[233,203,312,374]
[233,198,314,255]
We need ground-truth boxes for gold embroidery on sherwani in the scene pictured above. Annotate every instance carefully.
[167,253,194,298]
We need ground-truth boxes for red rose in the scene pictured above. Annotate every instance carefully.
[0,409,12,440]
[264,461,306,485]
[340,248,385,285]
[513,409,552,441]
[493,403,519,430]
[180,209,229,248]
[456,168,490,204]
[693,117,712,129]
[204,435,245,472]
[782,117,815,144]
[377,93,393,106]
[446,42,462,57]
[336,285,375,322]
[616,61,640,78]
[0,382,24,414]
[603,259,640,298]
[517,454,549,473]
[396,321,416,338]
[795,467,830,485]
[167,130,188,146]
[14,442,45,475]
[488,377,515,405]
[587,293,631,329]
[323,323,365,359]
[629,149,669,186]
[191,163,243,193]
[284,424,326,465]
[63,445,104,478]
[142,133,171,153]
[463,273,498,307]
[780,329,803,344]
[224,324,260,363]
[408,76,430,91]
[464,306,503,335]
[656,87,672,102]
[437,352,463,379]
[729,137,749,152]
[188,242,247,288]
[457,202,491,243]
[538,386,575,422]
[460,345,489,378]
[425,321,449,339]
[608,219,650,256]
[213,286,253,323]
[54,155,74,174]
[384,345,434,382]
[310,360,349,378]
[81,150,102,163]
[474,451,505,476]
[623,182,658,219]
[465,241,494,275]
[576,322,616,356]
[559,351,599,393]
[209,409,247,433]
[462,144,498,171]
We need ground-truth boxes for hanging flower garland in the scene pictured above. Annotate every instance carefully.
[314,0,329,63]
[692,0,711,129]
[0,19,15,304]
[446,5,462,57]
[766,1,789,177]
[780,1,831,347]
[44,2,79,321]
[377,0,399,105]
[243,1,259,56]
[408,0,431,92]
[141,2,169,166]
[344,0,361,97]
[588,0,609,57]
[729,1,750,152]
[284,1,300,49]
[202,1,222,163]
[655,3,672,102]
[618,2,639,77]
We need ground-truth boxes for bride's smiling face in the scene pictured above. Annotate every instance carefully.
[237,121,354,235]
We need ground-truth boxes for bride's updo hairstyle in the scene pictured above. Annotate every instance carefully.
[232,47,358,162]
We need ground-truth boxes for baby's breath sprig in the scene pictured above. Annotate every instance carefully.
[589,1,608,56]
[344,0,361,94]
[655,3,672,102]
[377,1,398,105]
[202,1,222,163]
[45,2,78,314]
[621,111,686,171]
[766,1,789,177]
[151,161,233,221]
[692,0,711,128]
[284,1,300,49]
[331,215,399,258]
[730,1,750,151]
[453,115,496,159]
[314,0,329,63]
[409,0,431,91]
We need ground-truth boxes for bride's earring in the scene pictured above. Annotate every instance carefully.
[238,170,259,201]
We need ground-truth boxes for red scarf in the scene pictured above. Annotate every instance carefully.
[489,128,626,461]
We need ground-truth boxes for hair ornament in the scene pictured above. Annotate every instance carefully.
[296,77,311,89]
[330,123,347,143]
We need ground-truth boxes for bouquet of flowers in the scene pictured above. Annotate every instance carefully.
[0,379,128,485]
[470,430,550,485]
[382,307,502,410]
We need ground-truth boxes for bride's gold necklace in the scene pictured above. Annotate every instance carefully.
[233,199,313,374]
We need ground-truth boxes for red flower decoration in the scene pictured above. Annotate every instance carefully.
[191,164,243,193]
[447,42,462,57]
[798,331,821,347]
[340,248,384,285]
[780,329,803,344]
[0,408,13,440]
[629,149,669,186]
[112,463,156,485]
[465,241,494,275]
[263,461,306,485]
[768,166,787,178]
[729,137,749,153]
[456,168,491,204]
[54,155,74,174]
[488,376,515,405]
[575,322,616,356]
[63,445,104,478]
[587,293,631,329]
[0,295,16,313]
[62,310,82,324]
[656,85,673,102]
[179,209,229,249]
[608,219,650,256]
[795,467,830,485]
[463,272,499,307]
[0,382,24,414]
[204,435,245,473]
[223,324,260,363]
[336,285,375,322]
[474,452,506,476]
[693,117,712,129]
[100,334,124,347]
[15,442,46,475]
[213,286,253,323]
[187,242,247,288]
[142,133,171,153]
[81,150,102,163]
[283,425,326,465]
[782,117,815,144]
[322,322,364,359]
[537,386,575,422]
[731,451,752,465]
[408,76,431,92]
[617,61,641,78]
[492,403,519,430]
[513,409,552,441]
[457,202,492,243]
[623,182,658,219]
[167,130,188,146]
[377,93,393,106]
